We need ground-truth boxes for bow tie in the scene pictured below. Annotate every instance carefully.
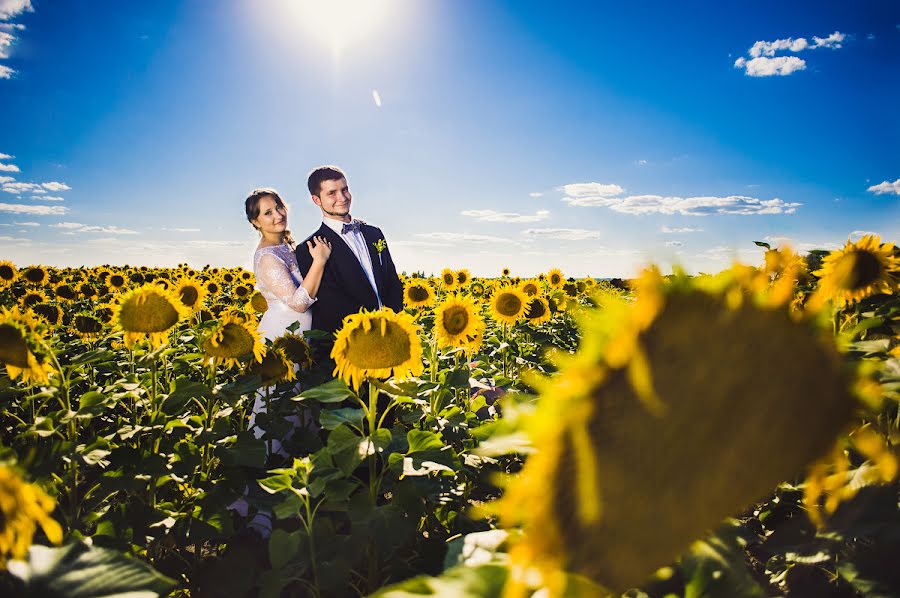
[341,220,362,235]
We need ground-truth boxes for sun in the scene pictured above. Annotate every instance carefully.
[277,0,394,57]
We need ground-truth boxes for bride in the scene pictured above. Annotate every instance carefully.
[244,187,331,449]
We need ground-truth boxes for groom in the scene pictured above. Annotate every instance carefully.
[295,165,404,336]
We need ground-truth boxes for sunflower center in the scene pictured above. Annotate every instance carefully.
[551,274,562,285]
[408,286,430,302]
[57,285,76,300]
[847,250,883,289]
[24,269,45,283]
[443,274,454,285]
[442,305,470,335]
[179,286,199,307]
[0,265,14,280]
[34,304,60,325]
[496,293,523,317]
[526,299,547,319]
[119,292,180,333]
[205,323,255,358]
[74,315,103,334]
[523,283,538,296]
[0,324,30,368]
[344,318,413,369]
[110,275,125,287]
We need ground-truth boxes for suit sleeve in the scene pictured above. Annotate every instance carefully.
[295,237,314,278]
[379,231,404,312]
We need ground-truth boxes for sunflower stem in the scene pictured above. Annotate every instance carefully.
[366,378,380,592]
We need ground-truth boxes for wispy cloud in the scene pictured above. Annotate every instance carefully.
[0,1,33,21]
[13,221,38,226]
[49,222,138,234]
[529,192,543,198]
[562,184,800,215]
[665,240,684,247]
[0,161,19,172]
[561,182,625,198]
[0,175,13,184]
[660,225,703,233]
[2,181,38,193]
[0,202,68,215]
[41,181,70,192]
[734,31,846,77]
[461,209,550,223]
[0,1,33,80]
[37,195,64,201]
[867,179,900,196]
[162,227,201,233]
[0,153,12,160]
[415,232,518,244]
[521,228,601,241]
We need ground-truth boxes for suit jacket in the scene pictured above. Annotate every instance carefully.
[295,222,404,335]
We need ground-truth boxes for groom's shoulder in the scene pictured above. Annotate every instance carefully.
[359,221,384,234]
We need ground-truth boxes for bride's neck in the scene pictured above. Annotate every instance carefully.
[258,231,284,247]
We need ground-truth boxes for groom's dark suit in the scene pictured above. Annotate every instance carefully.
[295,221,404,336]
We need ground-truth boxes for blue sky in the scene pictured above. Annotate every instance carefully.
[1,0,898,277]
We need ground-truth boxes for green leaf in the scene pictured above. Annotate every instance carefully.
[370,564,509,597]
[162,377,211,416]
[753,241,771,249]
[6,541,177,597]
[258,473,295,495]
[406,430,443,453]
[69,349,115,366]
[319,407,365,431]
[444,530,510,569]
[295,378,354,403]
[219,437,267,469]
[327,424,365,476]
[268,529,301,570]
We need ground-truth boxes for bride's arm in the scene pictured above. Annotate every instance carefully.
[257,253,317,312]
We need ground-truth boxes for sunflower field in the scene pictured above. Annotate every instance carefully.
[0,235,899,598]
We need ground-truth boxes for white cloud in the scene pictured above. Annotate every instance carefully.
[812,31,846,49]
[0,175,12,183]
[0,64,13,79]
[850,230,878,239]
[0,235,28,241]
[414,232,517,244]
[461,209,551,223]
[185,240,245,248]
[0,153,12,160]
[867,179,900,195]
[561,182,625,198]
[37,195,64,201]
[49,222,138,235]
[564,192,801,215]
[0,30,13,59]
[13,221,37,226]
[635,159,648,166]
[665,240,684,247]
[2,181,38,193]
[0,0,32,21]
[521,228,601,241]
[749,37,810,57]
[372,89,382,108]
[0,162,19,172]
[660,225,703,233]
[0,202,68,215]
[41,181,70,191]
[162,227,201,232]
[529,192,543,198]
[735,55,806,77]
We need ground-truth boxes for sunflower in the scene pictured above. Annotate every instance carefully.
[33,303,62,326]
[497,267,858,594]
[403,279,435,309]
[455,269,471,287]
[205,280,221,296]
[73,313,104,341]
[221,271,235,284]
[128,271,144,284]
[245,346,296,386]
[233,283,252,300]
[22,266,47,285]
[0,466,63,566]
[78,282,97,299]
[524,296,552,325]
[0,306,56,385]
[562,281,578,299]
[488,285,528,325]
[433,294,485,351]
[107,272,127,291]
[469,280,487,298]
[173,278,207,312]
[331,308,423,389]
[439,268,457,291]
[112,283,190,349]
[545,268,564,289]
[519,279,541,297]
[53,282,78,303]
[249,291,268,314]
[0,261,17,286]
[812,235,900,307]
[501,267,511,277]
[239,270,254,283]
[21,290,48,309]
[93,266,112,283]
[201,314,265,369]
[273,333,314,370]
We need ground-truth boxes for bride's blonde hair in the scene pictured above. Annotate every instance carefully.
[244,187,295,247]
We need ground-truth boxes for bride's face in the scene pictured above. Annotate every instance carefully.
[253,195,288,236]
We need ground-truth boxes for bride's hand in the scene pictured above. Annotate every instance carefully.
[308,236,332,263]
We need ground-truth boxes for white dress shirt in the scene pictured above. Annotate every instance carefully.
[322,216,383,308]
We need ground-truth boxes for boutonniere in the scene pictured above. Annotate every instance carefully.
[373,239,387,266]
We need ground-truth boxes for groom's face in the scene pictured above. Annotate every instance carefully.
[313,177,352,220]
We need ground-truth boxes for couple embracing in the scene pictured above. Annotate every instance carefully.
[243,165,404,446]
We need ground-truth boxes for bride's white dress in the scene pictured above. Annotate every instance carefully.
[249,243,315,450]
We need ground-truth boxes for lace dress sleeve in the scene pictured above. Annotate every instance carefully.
[256,252,317,312]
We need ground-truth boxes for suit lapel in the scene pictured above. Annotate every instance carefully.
[319,223,378,306]
[361,225,386,295]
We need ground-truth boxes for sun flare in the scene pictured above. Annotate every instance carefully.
[276,0,395,56]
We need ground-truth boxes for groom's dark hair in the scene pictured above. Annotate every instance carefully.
[307,165,346,196]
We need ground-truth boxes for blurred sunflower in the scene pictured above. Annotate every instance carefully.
[489,285,527,325]
[245,346,295,386]
[174,278,207,312]
[107,272,127,291]
[201,314,264,369]
[32,303,62,327]
[433,294,485,351]
[547,268,566,289]
[273,333,314,370]
[128,271,144,285]
[249,291,268,314]
[73,313,104,342]
[497,267,858,594]
[0,261,17,286]
[22,266,47,286]
[0,306,56,385]
[331,308,423,389]
[403,279,435,309]
[455,268,471,287]
[53,282,78,303]
[440,268,457,291]
[20,290,48,309]
[112,283,189,349]
[501,267,511,277]
[78,282,97,299]
[519,279,541,297]
[0,466,63,567]
[812,235,900,307]
[524,296,552,325]
[547,291,568,314]
[469,280,487,298]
